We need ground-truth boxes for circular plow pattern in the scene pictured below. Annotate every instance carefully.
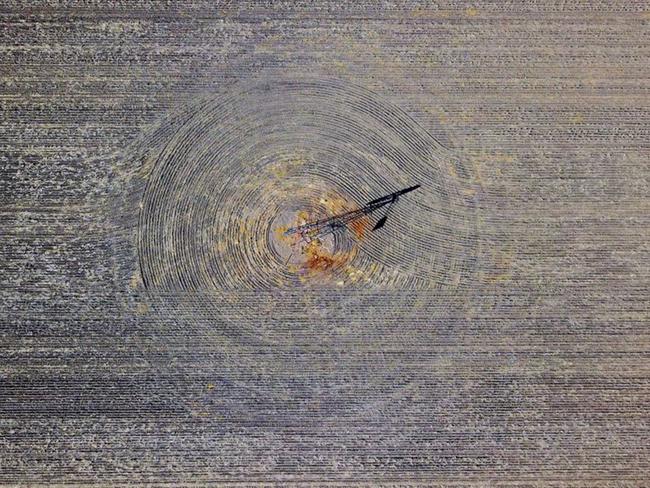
[138,78,478,292]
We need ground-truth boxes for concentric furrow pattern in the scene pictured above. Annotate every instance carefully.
[138,78,477,291]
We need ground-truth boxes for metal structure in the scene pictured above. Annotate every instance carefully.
[284,184,420,243]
